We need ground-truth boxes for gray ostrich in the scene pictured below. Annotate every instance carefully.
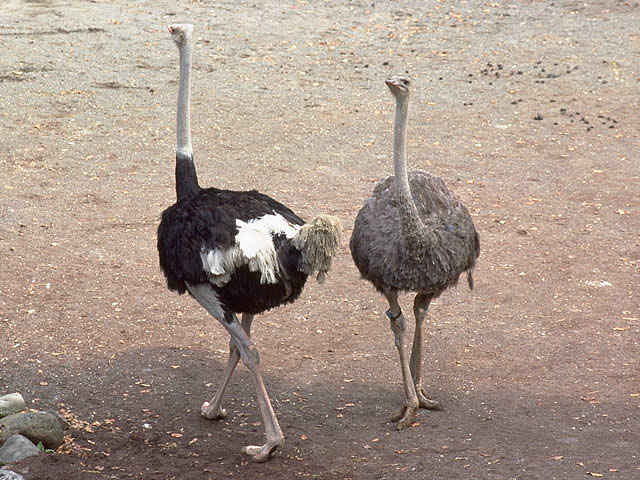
[350,76,480,429]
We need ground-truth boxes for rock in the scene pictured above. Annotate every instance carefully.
[0,412,64,450]
[0,470,26,480]
[0,435,40,466]
[0,395,26,420]
[46,410,70,431]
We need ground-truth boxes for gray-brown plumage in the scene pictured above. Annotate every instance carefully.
[350,76,480,429]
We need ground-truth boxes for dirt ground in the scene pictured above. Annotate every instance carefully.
[1,0,638,478]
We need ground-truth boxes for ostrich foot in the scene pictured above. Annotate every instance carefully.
[390,406,418,430]
[417,389,442,411]
[241,441,281,463]
[201,401,227,420]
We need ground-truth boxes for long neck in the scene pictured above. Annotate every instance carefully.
[175,38,200,201]
[392,95,424,233]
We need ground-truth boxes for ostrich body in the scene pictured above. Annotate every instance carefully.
[350,76,480,429]
[157,24,341,462]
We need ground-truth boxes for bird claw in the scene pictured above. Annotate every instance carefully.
[417,389,441,411]
[242,442,279,462]
[391,392,439,429]
[390,406,418,430]
[201,401,227,420]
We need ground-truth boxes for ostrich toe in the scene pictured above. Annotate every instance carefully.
[201,401,227,420]
[242,441,280,462]
[417,389,442,410]
[391,405,418,429]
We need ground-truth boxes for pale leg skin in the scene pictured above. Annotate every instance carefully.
[409,293,441,410]
[187,283,283,462]
[201,313,255,419]
[384,290,420,430]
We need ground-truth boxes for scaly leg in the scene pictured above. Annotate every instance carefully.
[410,293,441,410]
[240,355,284,461]
[186,283,282,462]
[201,313,255,419]
[384,290,419,430]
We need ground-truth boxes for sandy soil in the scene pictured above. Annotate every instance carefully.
[1,0,639,478]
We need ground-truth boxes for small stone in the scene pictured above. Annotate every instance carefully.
[0,435,40,466]
[0,395,26,420]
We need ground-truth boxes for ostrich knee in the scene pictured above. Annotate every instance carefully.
[239,344,261,371]
[389,315,407,349]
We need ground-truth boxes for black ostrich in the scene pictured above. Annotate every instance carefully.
[350,76,480,429]
[157,24,342,462]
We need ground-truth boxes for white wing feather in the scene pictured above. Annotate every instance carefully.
[200,213,300,286]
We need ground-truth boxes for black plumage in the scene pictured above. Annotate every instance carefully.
[157,180,308,313]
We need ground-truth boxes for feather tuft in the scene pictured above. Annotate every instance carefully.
[293,215,342,283]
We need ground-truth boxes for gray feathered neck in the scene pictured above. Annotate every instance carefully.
[391,93,426,247]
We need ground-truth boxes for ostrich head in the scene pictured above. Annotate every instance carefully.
[168,23,194,48]
[385,76,411,97]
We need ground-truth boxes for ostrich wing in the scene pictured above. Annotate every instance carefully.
[158,188,305,294]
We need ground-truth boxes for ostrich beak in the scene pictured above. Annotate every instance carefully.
[167,25,174,34]
[385,76,410,93]
[385,77,404,88]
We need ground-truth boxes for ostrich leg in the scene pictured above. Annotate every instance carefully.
[186,283,283,461]
[201,313,255,419]
[225,315,284,462]
[384,290,420,430]
[410,293,441,410]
